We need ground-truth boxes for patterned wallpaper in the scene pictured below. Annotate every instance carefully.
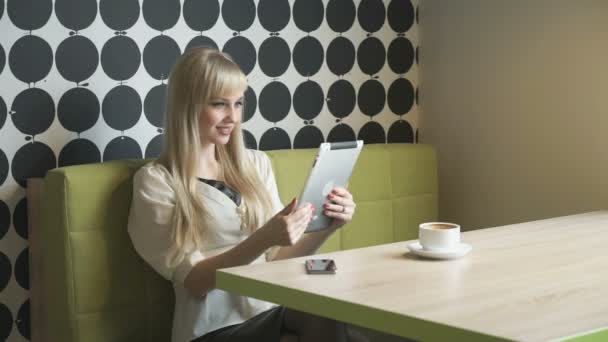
[0,0,418,340]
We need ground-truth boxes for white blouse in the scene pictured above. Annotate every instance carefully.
[127,150,284,342]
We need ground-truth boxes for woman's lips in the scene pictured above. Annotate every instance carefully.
[217,126,232,135]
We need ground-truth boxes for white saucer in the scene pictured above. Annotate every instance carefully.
[406,241,472,260]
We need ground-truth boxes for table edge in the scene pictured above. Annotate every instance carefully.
[216,270,513,342]
[555,327,608,342]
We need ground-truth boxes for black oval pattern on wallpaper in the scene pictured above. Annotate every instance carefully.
[102,85,142,131]
[0,200,9,239]
[259,81,291,123]
[58,87,100,133]
[358,0,385,33]
[258,37,290,78]
[103,136,142,161]
[294,125,324,149]
[327,123,356,143]
[143,0,181,32]
[327,79,356,119]
[145,134,163,158]
[11,142,56,188]
[358,121,386,144]
[0,251,10,292]
[0,97,6,130]
[186,35,218,51]
[59,138,101,167]
[259,127,291,151]
[357,37,385,76]
[0,149,7,187]
[222,0,255,33]
[7,0,52,31]
[144,84,167,128]
[0,43,5,75]
[358,79,385,117]
[293,36,323,77]
[326,37,355,76]
[11,88,54,136]
[100,0,140,31]
[222,36,256,76]
[293,80,324,120]
[293,0,323,33]
[55,0,97,31]
[144,35,181,80]
[13,197,27,239]
[258,0,290,33]
[16,299,29,339]
[183,0,220,32]
[101,36,141,81]
[387,78,414,115]
[388,37,414,75]
[242,129,257,150]
[387,120,414,143]
[56,35,99,83]
[9,35,53,84]
[0,303,12,342]
[243,86,256,123]
[326,0,355,33]
[0,0,4,20]
[388,0,414,33]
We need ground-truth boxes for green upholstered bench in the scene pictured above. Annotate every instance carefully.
[33,143,437,342]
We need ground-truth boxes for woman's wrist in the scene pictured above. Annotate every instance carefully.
[252,224,277,250]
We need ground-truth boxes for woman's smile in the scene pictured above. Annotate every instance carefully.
[216,125,233,136]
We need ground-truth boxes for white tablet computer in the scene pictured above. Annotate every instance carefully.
[298,140,363,232]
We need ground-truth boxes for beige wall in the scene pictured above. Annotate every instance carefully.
[419,1,608,230]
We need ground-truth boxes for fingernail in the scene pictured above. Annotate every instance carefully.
[324,203,329,208]
[328,194,334,199]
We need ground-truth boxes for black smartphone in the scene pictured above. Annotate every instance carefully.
[305,259,337,274]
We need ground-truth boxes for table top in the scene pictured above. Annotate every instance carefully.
[216,211,608,342]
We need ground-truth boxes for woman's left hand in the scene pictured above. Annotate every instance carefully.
[323,187,356,230]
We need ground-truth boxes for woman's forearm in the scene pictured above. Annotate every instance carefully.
[272,228,337,260]
[183,228,271,297]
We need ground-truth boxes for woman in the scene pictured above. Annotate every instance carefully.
[128,47,357,342]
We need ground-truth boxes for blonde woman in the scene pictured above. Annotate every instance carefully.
[127,48,357,342]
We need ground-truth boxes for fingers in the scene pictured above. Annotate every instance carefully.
[325,189,356,223]
[324,202,350,214]
[327,193,355,210]
[293,208,314,227]
[290,203,314,221]
[286,207,313,245]
[331,187,353,200]
[280,197,298,215]
[324,210,351,222]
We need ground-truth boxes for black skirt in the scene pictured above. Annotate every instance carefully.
[191,306,286,342]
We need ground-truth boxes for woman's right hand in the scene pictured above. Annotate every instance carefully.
[260,198,314,247]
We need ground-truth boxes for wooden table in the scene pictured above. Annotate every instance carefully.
[216,212,608,342]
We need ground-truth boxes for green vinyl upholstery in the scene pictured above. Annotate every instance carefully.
[41,143,438,342]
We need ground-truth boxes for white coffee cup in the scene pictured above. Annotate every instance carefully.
[419,222,460,251]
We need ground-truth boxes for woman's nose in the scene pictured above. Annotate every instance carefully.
[226,104,239,121]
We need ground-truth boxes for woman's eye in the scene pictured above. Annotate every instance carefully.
[211,102,226,107]
[235,101,244,107]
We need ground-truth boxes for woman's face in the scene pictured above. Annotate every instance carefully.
[199,91,244,147]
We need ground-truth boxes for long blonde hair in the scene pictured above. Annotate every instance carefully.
[159,47,274,267]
